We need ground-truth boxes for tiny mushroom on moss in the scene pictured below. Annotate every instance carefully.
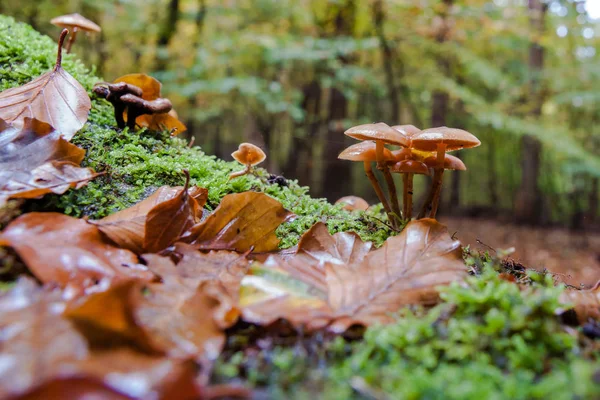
[412,127,479,219]
[229,143,266,180]
[120,94,173,131]
[344,123,409,224]
[335,196,369,212]
[50,13,101,53]
[338,141,397,226]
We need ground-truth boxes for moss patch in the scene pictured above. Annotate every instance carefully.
[0,14,392,248]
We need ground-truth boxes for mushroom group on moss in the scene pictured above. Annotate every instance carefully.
[338,122,480,224]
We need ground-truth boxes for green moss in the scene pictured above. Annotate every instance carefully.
[0,15,393,248]
[214,266,600,399]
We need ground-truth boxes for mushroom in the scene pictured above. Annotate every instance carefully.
[422,154,466,218]
[229,143,266,180]
[344,123,409,223]
[338,141,397,227]
[93,82,144,129]
[120,94,173,130]
[411,127,479,219]
[50,13,101,53]
[335,196,369,212]
[390,159,430,220]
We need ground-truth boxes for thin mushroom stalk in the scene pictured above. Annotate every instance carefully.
[375,142,401,224]
[66,28,78,53]
[404,172,415,220]
[429,143,447,218]
[363,160,392,217]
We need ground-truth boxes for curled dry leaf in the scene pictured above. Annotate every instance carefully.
[114,73,187,135]
[240,219,467,332]
[0,118,97,206]
[0,30,91,140]
[179,191,294,253]
[0,212,154,288]
[559,281,600,323]
[93,181,207,254]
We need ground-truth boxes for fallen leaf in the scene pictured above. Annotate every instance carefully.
[93,181,207,254]
[0,30,91,140]
[239,219,467,332]
[179,191,294,253]
[0,118,97,206]
[0,212,154,288]
[559,281,600,323]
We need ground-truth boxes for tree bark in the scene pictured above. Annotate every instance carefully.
[515,0,547,225]
[155,0,181,71]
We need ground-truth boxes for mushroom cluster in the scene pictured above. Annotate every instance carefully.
[339,123,480,226]
[93,83,173,130]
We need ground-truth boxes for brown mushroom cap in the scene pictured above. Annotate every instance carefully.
[338,141,394,162]
[391,124,421,138]
[345,123,410,147]
[335,196,369,211]
[120,94,173,114]
[232,143,266,166]
[50,13,101,33]
[411,127,480,152]
[423,154,466,170]
[390,160,431,175]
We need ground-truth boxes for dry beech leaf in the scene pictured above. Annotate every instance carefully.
[240,219,467,332]
[179,191,294,253]
[0,30,91,140]
[0,118,97,206]
[114,73,162,101]
[93,182,207,254]
[0,281,200,400]
[0,212,154,288]
[559,281,600,323]
[137,251,248,361]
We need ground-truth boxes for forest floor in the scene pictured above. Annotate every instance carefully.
[442,217,600,287]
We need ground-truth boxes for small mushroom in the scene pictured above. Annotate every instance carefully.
[344,123,410,224]
[93,82,144,128]
[412,127,479,219]
[338,141,396,226]
[335,196,369,212]
[229,143,266,180]
[120,94,173,130]
[390,159,430,220]
[50,13,101,53]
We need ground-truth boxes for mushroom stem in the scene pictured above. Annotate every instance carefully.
[402,173,408,219]
[363,161,393,220]
[55,29,68,69]
[66,28,78,53]
[405,172,415,220]
[229,165,251,180]
[429,143,447,219]
[382,165,402,222]
[375,141,385,170]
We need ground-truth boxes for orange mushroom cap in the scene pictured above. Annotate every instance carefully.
[390,159,430,175]
[338,141,395,162]
[391,124,421,139]
[411,127,480,152]
[423,154,466,170]
[50,13,101,33]
[344,122,410,147]
[232,143,266,166]
[335,196,369,211]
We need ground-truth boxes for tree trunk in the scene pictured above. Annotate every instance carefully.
[155,0,180,71]
[372,0,400,123]
[515,0,547,225]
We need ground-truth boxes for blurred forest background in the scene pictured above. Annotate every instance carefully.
[2,0,599,230]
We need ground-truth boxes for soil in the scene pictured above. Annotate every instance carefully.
[442,217,600,287]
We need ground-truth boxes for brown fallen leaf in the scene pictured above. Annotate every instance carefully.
[114,73,187,134]
[0,118,97,206]
[559,281,600,323]
[239,219,467,332]
[179,191,294,253]
[0,30,91,140]
[93,177,207,254]
[0,212,154,288]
